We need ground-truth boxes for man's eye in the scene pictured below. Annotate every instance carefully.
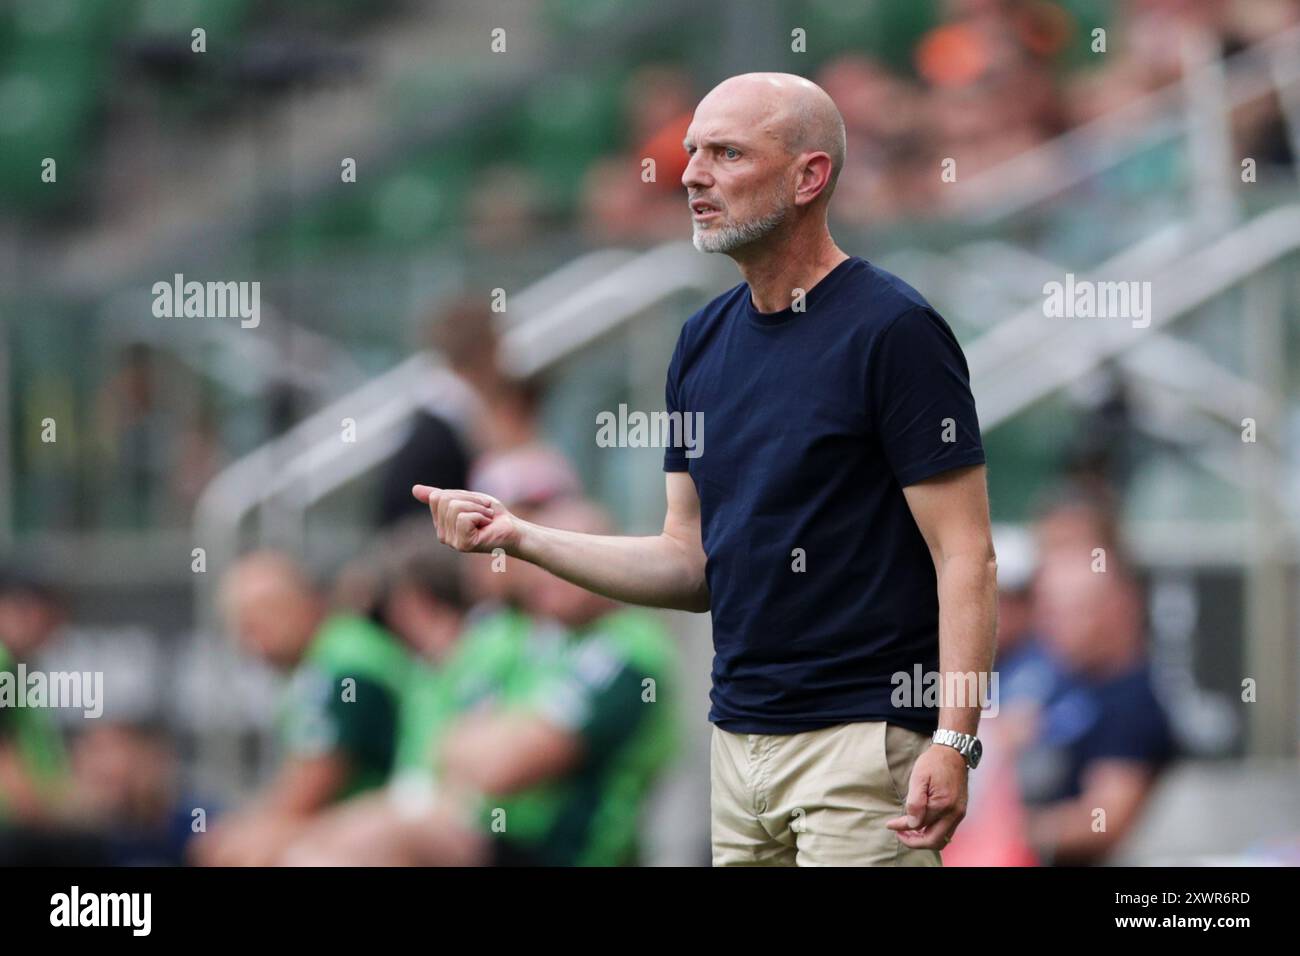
[723,148,739,159]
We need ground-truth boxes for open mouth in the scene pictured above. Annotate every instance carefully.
[690,199,722,219]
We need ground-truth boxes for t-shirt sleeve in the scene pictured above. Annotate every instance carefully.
[527,636,652,765]
[1081,680,1176,769]
[282,670,398,774]
[867,306,986,487]
[662,329,689,473]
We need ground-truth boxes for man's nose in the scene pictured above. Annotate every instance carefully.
[682,153,712,190]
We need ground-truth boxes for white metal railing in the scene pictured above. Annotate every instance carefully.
[968,204,1300,429]
[192,240,732,598]
[499,242,734,377]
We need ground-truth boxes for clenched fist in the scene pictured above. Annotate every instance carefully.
[411,485,520,554]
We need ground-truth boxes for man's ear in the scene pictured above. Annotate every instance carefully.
[794,153,833,207]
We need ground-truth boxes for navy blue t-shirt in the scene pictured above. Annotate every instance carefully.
[1017,660,1176,805]
[663,255,985,735]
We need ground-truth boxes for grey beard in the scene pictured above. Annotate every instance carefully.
[692,203,790,254]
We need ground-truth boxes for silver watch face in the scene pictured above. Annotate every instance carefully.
[935,730,982,768]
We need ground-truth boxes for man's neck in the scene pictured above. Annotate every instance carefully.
[732,225,849,315]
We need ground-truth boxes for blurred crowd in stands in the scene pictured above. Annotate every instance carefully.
[946,483,1178,865]
[0,402,1194,866]
[33,0,1300,537]
[490,0,1300,250]
[1,297,681,866]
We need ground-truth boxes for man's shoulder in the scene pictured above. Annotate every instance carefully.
[840,257,938,325]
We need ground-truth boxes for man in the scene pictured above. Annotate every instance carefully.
[191,551,410,866]
[1018,500,1176,865]
[284,499,679,866]
[367,517,520,786]
[68,720,205,866]
[415,72,996,865]
[0,570,70,824]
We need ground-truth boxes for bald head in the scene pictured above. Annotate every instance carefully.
[697,72,846,201]
[684,72,847,255]
[1034,556,1143,675]
[220,550,324,668]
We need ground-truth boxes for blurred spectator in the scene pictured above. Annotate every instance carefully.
[66,721,208,866]
[284,498,679,866]
[471,443,582,513]
[357,517,477,783]
[817,55,933,227]
[943,526,1046,866]
[191,550,411,865]
[990,525,1058,706]
[1017,499,1177,865]
[373,299,478,529]
[367,517,474,664]
[92,344,171,529]
[433,295,583,505]
[378,295,582,530]
[1032,478,1124,560]
[467,163,549,249]
[579,63,695,243]
[0,568,70,824]
[168,394,227,516]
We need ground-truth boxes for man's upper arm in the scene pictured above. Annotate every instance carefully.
[663,471,701,541]
[663,472,708,610]
[869,307,985,488]
[901,464,994,568]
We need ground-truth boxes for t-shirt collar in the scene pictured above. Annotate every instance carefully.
[744,255,861,327]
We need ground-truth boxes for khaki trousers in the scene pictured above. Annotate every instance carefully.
[710,720,942,866]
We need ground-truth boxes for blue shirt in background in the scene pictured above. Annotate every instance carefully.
[1018,659,1176,805]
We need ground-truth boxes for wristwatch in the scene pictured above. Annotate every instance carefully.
[932,729,983,769]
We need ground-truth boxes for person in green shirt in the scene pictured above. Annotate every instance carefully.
[0,570,70,824]
[280,527,539,865]
[191,550,410,866]
[439,507,680,867]
[359,516,493,779]
[283,499,680,866]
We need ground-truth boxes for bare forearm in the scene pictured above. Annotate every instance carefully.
[936,552,998,736]
[512,521,709,612]
[256,756,350,816]
[1028,766,1153,864]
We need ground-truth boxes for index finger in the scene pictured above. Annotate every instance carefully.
[411,484,441,504]
[441,489,496,507]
